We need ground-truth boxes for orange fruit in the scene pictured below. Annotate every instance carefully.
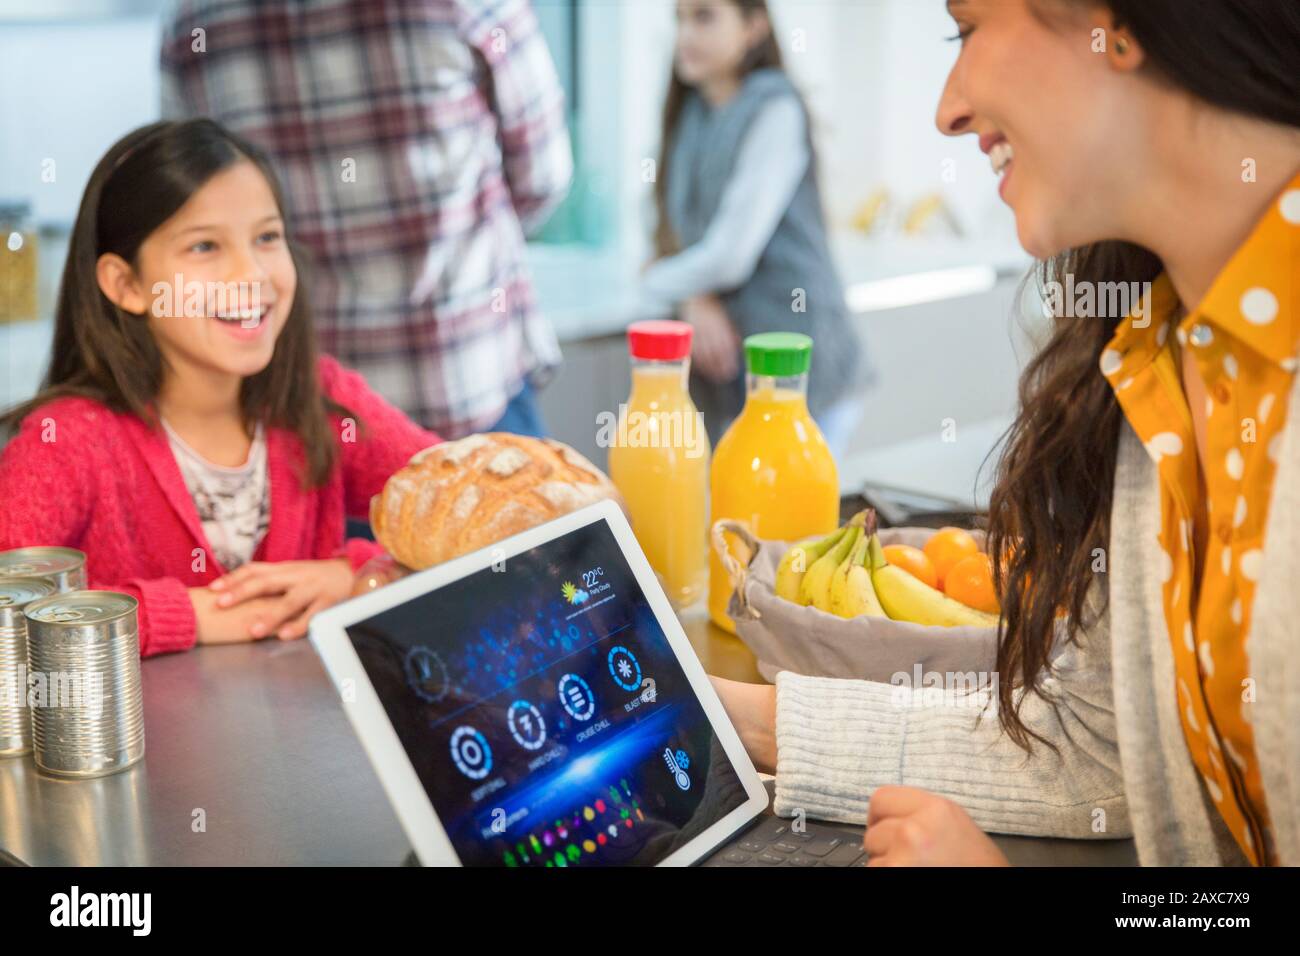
[922,526,980,589]
[882,544,938,589]
[944,553,1001,614]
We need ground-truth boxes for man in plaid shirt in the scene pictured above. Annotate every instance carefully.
[160,0,572,438]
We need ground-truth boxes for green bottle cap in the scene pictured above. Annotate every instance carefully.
[743,332,812,377]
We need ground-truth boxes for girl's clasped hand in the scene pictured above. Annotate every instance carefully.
[192,558,355,643]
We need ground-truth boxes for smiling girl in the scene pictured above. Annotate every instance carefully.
[0,119,442,654]
[711,0,1300,866]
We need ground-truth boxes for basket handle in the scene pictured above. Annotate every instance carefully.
[710,518,762,620]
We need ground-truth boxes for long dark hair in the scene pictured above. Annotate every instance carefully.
[1,119,353,488]
[653,0,807,258]
[989,0,1300,750]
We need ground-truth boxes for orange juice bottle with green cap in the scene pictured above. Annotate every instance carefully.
[708,332,840,632]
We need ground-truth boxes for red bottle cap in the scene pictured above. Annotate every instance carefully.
[627,320,692,361]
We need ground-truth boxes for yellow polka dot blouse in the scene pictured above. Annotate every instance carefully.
[1100,171,1299,865]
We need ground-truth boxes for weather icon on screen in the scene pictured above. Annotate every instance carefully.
[561,581,590,605]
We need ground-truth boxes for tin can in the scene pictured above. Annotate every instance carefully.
[0,576,56,757]
[0,547,87,592]
[24,590,144,778]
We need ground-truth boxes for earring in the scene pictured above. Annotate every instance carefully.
[1115,36,1130,55]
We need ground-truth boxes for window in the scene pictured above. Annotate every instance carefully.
[533,0,613,247]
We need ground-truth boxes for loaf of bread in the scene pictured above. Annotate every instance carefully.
[371,433,622,570]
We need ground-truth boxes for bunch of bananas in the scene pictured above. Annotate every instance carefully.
[774,510,998,628]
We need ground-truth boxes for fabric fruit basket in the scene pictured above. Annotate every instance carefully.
[711,516,1001,684]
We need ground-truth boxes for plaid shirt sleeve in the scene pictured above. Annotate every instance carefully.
[457,0,573,236]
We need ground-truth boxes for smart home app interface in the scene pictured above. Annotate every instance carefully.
[345,520,747,866]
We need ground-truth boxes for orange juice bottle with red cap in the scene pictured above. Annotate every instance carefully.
[608,321,710,609]
[708,333,840,632]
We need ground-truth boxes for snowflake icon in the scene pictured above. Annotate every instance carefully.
[606,645,642,691]
[674,749,689,770]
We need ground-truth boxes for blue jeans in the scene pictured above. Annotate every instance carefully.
[347,382,547,542]
[486,380,548,438]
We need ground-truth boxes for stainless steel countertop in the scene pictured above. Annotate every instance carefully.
[0,637,1136,866]
[0,639,410,865]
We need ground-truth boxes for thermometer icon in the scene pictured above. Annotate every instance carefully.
[663,747,691,791]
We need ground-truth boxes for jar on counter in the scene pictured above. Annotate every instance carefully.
[0,201,39,324]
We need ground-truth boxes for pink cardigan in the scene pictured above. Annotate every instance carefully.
[0,355,441,656]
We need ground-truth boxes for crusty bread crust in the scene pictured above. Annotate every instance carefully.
[370,432,622,569]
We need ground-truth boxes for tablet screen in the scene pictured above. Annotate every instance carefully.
[344,518,749,866]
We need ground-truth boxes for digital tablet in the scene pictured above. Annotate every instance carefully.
[310,498,769,866]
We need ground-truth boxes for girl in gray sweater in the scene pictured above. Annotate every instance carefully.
[629,0,869,452]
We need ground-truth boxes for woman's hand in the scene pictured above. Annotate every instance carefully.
[205,558,355,640]
[709,676,777,774]
[864,785,1009,866]
[680,294,741,384]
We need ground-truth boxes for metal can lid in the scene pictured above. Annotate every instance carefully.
[0,577,57,608]
[25,590,137,625]
[0,547,86,578]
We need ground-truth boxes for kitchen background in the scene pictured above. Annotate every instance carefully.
[0,0,1045,510]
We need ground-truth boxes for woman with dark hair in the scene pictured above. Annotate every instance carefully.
[711,0,1300,865]
[0,119,442,654]
[627,0,870,451]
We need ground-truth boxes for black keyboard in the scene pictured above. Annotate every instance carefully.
[702,814,870,867]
